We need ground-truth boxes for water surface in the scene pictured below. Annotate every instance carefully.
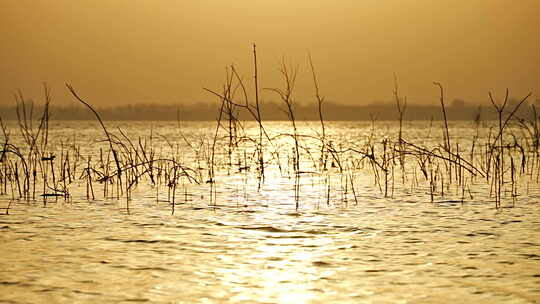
[1,121,539,303]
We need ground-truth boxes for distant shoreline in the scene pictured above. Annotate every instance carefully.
[1,102,537,121]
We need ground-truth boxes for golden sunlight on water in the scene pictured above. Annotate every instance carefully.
[2,2,540,302]
[0,121,539,303]
[218,217,338,303]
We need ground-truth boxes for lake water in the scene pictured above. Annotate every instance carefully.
[1,120,539,303]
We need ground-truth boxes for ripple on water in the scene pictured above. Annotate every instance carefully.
[1,121,540,303]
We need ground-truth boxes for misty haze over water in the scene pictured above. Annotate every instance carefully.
[2,1,540,303]
[2,99,540,121]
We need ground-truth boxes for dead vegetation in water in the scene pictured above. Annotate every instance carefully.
[0,52,539,214]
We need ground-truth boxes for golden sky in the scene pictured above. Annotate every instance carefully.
[1,0,539,107]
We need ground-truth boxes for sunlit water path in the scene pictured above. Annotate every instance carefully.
[1,121,539,303]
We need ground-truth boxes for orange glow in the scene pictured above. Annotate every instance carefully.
[1,0,538,106]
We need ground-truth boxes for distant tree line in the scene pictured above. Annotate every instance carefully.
[0,99,538,121]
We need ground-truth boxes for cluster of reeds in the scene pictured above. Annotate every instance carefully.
[1,51,539,214]
[0,85,203,215]
[201,50,538,210]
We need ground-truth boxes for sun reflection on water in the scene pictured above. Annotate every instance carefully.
[217,229,338,303]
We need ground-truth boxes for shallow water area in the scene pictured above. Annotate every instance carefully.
[1,198,540,303]
[1,121,540,303]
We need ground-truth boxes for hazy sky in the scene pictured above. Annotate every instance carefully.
[1,0,539,107]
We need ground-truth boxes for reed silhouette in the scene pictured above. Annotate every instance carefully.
[0,49,537,214]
